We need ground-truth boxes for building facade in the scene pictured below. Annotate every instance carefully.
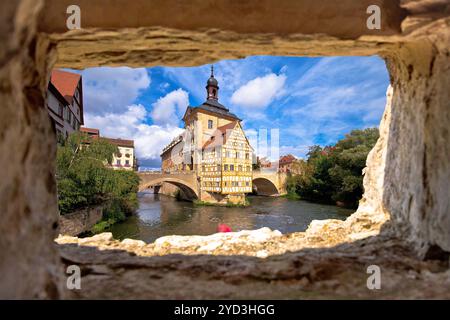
[104,138,136,171]
[47,69,84,142]
[161,67,253,204]
[161,134,189,173]
[80,127,137,171]
[256,154,300,174]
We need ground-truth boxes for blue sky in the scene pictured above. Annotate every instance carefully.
[76,56,389,167]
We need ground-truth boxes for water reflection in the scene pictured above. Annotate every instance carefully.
[109,192,354,243]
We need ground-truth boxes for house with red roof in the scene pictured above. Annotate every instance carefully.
[46,69,84,142]
[279,154,297,173]
[79,127,99,138]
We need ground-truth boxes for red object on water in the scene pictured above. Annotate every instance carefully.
[217,224,232,233]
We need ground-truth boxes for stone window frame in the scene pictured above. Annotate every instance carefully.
[4,1,449,299]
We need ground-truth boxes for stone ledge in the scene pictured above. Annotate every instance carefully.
[57,231,450,299]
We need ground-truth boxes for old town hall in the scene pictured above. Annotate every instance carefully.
[161,67,253,204]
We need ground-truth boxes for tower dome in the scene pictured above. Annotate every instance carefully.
[206,65,219,100]
[207,75,218,87]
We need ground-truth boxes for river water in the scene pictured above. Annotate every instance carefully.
[109,192,354,243]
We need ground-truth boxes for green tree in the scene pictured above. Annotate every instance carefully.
[328,128,379,207]
[292,128,379,208]
[56,132,140,217]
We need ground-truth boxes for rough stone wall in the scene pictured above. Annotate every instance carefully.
[59,206,103,236]
[40,0,406,37]
[0,0,62,298]
[356,85,392,223]
[0,0,449,299]
[55,230,450,299]
[382,35,450,257]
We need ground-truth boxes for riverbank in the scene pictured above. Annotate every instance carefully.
[61,197,139,237]
[59,205,104,236]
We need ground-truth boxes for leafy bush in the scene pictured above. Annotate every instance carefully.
[290,128,379,208]
[56,132,140,215]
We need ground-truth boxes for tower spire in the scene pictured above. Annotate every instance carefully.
[206,65,219,101]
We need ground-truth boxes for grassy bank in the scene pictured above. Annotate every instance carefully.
[193,199,250,208]
[281,192,301,200]
[88,196,138,234]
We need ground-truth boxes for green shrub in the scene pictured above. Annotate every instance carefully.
[289,128,379,208]
[56,132,140,219]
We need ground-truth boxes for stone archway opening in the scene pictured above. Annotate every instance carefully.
[141,184,161,194]
[1,0,449,299]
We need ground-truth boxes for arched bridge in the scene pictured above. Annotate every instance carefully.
[138,172,199,200]
[137,170,287,200]
[252,170,287,196]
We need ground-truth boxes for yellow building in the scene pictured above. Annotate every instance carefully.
[161,66,253,204]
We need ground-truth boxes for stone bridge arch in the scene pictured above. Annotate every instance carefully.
[252,171,287,196]
[138,173,199,200]
[252,177,279,196]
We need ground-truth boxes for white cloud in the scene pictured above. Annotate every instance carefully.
[81,67,150,115]
[150,89,189,126]
[230,73,286,109]
[158,82,170,92]
[276,56,389,157]
[84,105,183,160]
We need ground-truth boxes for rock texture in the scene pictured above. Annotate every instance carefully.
[382,32,450,257]
[38,1,406,69]
[59,206,103,236]
[55,223,381,258]
[40,0,406,36]
[0,0,63,299]
[55,230,450,299]
[0,0,449,299]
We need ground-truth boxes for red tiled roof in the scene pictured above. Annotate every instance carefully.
[202,121,238,149]
[279,154,296,165]
[50,69,81,105]
[80,127,100,135]
[102,137,134,148]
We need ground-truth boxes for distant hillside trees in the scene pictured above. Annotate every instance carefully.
[286,128,379,208]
